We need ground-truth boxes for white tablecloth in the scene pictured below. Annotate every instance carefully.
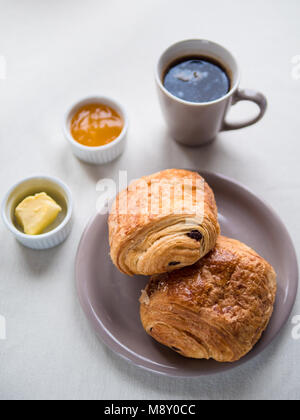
[0,0,299,400]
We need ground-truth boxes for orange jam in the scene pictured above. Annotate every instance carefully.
[70,103,124,147]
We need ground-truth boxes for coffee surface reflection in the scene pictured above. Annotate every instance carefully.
[163,57,230,103]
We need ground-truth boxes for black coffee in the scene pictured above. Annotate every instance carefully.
[163,56,230,103]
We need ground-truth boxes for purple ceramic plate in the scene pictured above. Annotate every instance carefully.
[76,171,298,377]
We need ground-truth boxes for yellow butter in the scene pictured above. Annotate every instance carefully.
[15,192,62,235]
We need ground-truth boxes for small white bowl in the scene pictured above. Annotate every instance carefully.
[2,175,73,250]
[63,96,128,165]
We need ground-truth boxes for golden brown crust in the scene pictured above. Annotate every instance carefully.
[140,236,277,362]
[108,169,220,276]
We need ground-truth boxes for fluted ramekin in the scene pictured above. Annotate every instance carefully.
[63,96,128,165]
[1,175,73,250]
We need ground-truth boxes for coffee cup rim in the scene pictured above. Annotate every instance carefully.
[155,39,240,106]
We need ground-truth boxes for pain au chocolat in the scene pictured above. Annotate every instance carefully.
[108,169,220,276]
[140,236,277,362]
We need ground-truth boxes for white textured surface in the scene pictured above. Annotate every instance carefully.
[0,0,300,400]
[15,222,72,250]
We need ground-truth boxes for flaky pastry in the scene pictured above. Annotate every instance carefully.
[140,236,277,362]
[109,169,220,276]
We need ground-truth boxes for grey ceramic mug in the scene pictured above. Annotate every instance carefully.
[155,39,267,146]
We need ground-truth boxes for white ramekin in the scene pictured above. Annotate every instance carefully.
[63,96,128,165]
[1,175,73,250]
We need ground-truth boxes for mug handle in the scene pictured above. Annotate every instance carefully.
[222,88,267,131]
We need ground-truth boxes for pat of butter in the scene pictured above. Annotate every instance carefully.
[15,192,62,235]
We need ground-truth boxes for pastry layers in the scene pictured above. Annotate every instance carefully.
[140,236,277,362]
[109,169,220,276]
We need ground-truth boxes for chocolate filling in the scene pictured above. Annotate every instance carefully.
[168,262,180,266]
[187,230,203,241]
